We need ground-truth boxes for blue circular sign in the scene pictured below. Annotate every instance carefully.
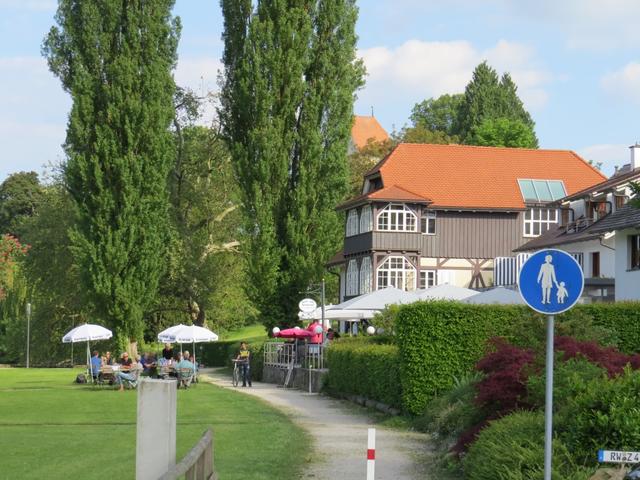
[518,249,584,314]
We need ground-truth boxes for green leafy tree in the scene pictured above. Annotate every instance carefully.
[151,88,256,335]
[0,172,44,237]
[2,184,88,365]
[347,138,395,197]
[395,124,459,145]
[410,93,463,136]
[455,62,538,146]
[43,1,180,349]
[220,0,364,330]
[470,118,538,148]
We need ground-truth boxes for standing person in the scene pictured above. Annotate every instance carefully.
[236,342,252,387]
[162,343,174,361]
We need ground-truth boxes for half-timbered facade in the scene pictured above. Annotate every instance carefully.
[331,143,607,300]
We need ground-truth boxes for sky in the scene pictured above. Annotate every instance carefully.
[1,0,640,183]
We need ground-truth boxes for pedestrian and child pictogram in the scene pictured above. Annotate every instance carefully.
[519,249,584,314]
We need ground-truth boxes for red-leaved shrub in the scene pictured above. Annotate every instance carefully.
[453,338,535,453]
[555,336,640,377]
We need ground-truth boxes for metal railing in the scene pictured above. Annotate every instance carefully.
[305,343,325,370]
[263,341,326,370]
[263,341,298,368]
[159,429,217,480]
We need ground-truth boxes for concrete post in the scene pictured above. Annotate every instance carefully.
[136,378,177,480]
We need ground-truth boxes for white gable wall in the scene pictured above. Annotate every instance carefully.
[615,228,640,300]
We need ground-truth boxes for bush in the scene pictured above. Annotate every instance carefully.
[527,357,606,415]
[396,302,521,414]
[561,368,640,465]
[325,341,401,408]
[395,301,640,415]
[464,411,593,480]
[414,371,484,446]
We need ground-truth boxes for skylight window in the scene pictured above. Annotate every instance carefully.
[518,179,566,202]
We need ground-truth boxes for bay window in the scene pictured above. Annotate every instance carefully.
[376,256,416,291]
[376,203,417,232]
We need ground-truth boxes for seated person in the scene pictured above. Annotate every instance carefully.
[162,343,174,361]
[90,350,102,382]
[175,353,195,388]
[115,352,138,391]
[141,353,157,376]
[103,351,113,365]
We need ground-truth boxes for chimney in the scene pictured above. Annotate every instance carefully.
[630,143,640,170]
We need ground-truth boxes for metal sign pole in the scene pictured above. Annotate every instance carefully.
[544,314,555,480]
[26,302,31,369]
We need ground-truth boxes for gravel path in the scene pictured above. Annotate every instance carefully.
[201,369,431,480]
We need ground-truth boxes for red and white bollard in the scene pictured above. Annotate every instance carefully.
[367,428,376,479]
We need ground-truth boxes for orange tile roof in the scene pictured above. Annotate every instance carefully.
[362,143,607,210]
[351,115,390,150]
[337,184,431,210]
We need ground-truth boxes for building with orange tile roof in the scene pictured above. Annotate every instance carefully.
[349,115,390,153]
[331,143,607,300]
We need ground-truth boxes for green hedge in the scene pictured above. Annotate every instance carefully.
[396,301,640,415]
[325,340,401,409]
[396,302,520,415]
[200,339,267,381]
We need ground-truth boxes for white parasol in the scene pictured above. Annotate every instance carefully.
[62,324,113,383]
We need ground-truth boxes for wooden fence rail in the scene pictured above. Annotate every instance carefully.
[159,429,217,480]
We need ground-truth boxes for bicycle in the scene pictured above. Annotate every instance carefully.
[231,359,242,387]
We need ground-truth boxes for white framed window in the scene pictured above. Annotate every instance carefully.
[346,259,359,296]
[421,210,436,235]
[419,270,436,289]
[360,205,372,233]
[376,203,417,232]
[569,252,584,271]
[346,209,359,237]
[359,257,372,294]
[523,208,558,237]
[376,256,416,291]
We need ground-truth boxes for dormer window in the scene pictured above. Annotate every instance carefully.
[377,203,417,232]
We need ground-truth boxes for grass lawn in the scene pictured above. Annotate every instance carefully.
[223,323,268,342]
[0,368,310,480]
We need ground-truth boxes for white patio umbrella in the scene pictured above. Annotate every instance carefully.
[62,324,112,383]
[164,325,219,374]
[463,287,525,305]
[413,284,478,301]
[157,324,186,343]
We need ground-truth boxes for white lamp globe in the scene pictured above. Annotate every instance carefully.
[366,326,376,335]
[294,326,301,330]
[272,327,280,335]
[314,325,323,334]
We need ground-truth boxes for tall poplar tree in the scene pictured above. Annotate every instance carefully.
[43,1,180,348]
[219,0,363,329]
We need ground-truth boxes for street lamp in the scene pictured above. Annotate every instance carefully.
[25,302,31,369]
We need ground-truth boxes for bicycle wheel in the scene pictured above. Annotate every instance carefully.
[232,365,239,387]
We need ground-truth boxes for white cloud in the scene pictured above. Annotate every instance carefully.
[577,144,630,176]
[174,57,222,95]
[601,62,640,105]
[358,38,553,113]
